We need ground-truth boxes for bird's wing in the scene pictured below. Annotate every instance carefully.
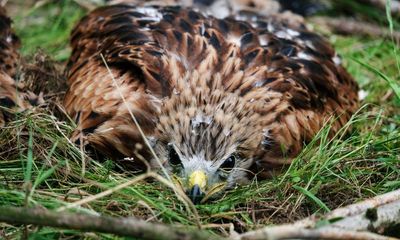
[65,5,176,162]
[0,7,27,126]
[227,10,359,174]
[65,5,359,168]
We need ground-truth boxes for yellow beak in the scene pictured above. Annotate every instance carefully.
[189,170,207,190]
[188,170,207,204]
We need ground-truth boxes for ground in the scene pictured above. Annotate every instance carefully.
[0,0,399,239]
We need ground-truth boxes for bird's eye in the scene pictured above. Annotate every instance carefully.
[219,155,236,172]
[168,145,182,166]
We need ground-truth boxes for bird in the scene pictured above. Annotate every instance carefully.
[0,6,29,127]
[64,2,359,203]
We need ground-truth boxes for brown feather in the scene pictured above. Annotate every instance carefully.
[0,7,28,126]
[65,4,359,181]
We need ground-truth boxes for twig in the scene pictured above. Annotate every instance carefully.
[73,0,100,10]
[56,172,152,212]
[238,189,400,240]
[310,16,400,42]
[238,225,395,240]
[0,206,222,240]
[295,188,400,231]
[3,190,400,239]
[359,0,400,15]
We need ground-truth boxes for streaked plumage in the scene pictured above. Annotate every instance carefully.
[65,3,359,202]
[0,7,27,126]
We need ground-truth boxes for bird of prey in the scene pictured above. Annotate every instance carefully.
[64,2,359,203]
[0,7,28,127]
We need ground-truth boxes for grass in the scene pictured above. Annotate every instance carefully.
[11,0,85,61]
[1,0,400,239]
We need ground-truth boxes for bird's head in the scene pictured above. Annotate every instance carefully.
[152,86,265,203]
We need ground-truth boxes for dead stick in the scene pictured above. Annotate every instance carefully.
[238,225,395,240]
[73,0,97,10]
[310,16,400,42]
[295,188,400,229]
[238,189,400,240]
[0,206,223,240]
[358,0,400,15]
[320,200,400,233]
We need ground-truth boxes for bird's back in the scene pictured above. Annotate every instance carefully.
[65,3,359,174]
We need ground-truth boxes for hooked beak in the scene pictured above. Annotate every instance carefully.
[188,170,207,204]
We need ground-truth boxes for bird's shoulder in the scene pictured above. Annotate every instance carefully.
[66,4,359,128]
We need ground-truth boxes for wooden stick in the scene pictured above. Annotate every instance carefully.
[2,189,400,239]
[310,16,400,42]
[359,0,400,15]
[295,189,400,230]
[73,0,98,10]
[0,206,222,240]
[238,225,395,240]
[238,189,400,240]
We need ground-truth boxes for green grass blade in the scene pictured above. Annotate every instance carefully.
[33,164,60,190]
[24,128,34,184]
[352,57,400,100]
[386,0,394,35]
[293,185,330,212]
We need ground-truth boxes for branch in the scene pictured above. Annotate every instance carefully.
[238,189,400,240]
[0,206,223,240]
[310,16,400,42]
[238,225,393,240]
[2,190,400,239]
[358,0,400,15]
[73,0,100,10]
[296,189,400,231]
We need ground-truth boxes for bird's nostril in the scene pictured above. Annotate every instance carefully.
[188,184,204,204]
